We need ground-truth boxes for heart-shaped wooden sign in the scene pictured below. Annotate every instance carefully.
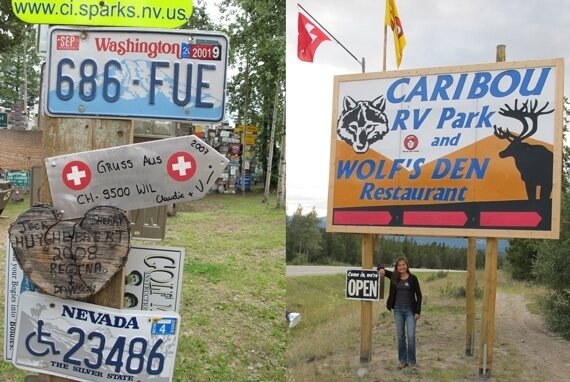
[9,204,130,300]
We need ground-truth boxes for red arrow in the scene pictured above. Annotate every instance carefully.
[480,212,542,227]
[334,211,392,225]
[404,211,468,226]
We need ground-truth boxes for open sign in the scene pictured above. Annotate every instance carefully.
[345,270,380,301]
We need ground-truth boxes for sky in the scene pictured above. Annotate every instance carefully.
[285,0,570,217]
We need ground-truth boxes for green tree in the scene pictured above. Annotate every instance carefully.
[530,98,570,339]
[183,0,218,30]
[504,239,538,280]
[533,189,570,339]
[0,0,26,53]
[424,242,442,269]
[321,232,361,265]
[0,25,41,110]
[286,206,322,263]
[219,0,285,189]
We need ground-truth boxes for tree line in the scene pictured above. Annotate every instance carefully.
[286,206,496,270]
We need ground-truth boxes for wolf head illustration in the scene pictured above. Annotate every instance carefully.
[337,95,389,154]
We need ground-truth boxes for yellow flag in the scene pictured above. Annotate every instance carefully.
[385,0,406,68]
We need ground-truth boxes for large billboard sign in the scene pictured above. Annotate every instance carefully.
[46,27,228,122]
[327,59,564,239]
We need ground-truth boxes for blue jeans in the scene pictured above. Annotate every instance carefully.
[394,306,417,364]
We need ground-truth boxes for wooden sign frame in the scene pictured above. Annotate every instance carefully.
[327,58,564,239]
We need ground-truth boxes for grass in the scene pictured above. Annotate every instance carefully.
[0,190,286,381]
[286,270,547,381]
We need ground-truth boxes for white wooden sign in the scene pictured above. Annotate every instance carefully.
[46,135,229,219]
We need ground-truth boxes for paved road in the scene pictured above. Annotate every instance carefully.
[286,265,465,277]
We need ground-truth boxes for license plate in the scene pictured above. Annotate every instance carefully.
[46,26,228,122]
[13,292,180,381]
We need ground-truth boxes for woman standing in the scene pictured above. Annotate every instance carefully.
[378,257,422,370]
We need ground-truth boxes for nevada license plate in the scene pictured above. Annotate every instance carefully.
[13,292,180,381]
[46,26,228,122]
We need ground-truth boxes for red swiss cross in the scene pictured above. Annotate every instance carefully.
[167,151,197,182]
[62,160,92,190]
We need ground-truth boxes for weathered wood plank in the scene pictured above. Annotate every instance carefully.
[37,115,132,381]
[9,204,130,300]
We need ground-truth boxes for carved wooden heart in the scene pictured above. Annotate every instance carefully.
[9,204,130,300]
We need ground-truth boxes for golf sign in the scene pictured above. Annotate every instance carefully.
[328,59,564,239]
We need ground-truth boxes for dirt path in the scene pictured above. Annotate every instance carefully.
[494,291,570,380]
[348,290,570,381]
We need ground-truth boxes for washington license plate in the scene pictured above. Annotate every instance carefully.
[46,26,228,122]
[13,292,180,381]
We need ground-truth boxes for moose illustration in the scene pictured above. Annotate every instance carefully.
[493,99,554,201]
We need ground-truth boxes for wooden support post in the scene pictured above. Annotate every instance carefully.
[465,237,476,356]
[496,44,506,63]
[476,43,505,377]
[372,234,385,299]
[360,233,374,365]
[38,115,132,382]
[479,238,498,376]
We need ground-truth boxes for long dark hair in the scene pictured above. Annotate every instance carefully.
[391,257,412,285]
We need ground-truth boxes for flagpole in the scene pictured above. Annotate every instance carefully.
[383,0,388,71]
[383,24,387,71]
[298,3,364,72]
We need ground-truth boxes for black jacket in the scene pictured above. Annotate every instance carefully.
[380,269,422,315]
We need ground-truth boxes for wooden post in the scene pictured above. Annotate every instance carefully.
[360,234,374,365]
[38,115,132,382]
[476,45,505,376]
[373,234,385,299]
[479,238,498,375]
[465,237,476,356]
[496,44,506,63]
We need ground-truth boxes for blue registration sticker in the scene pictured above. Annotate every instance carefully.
[181,43,191,58]
[151,317,177,335]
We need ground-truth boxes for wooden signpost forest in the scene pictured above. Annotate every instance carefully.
[7,1,231,381]
[327,46,564,376]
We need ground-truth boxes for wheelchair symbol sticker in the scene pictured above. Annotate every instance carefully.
[25,319,60,357]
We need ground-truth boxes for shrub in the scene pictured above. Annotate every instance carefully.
[426,270,448,282]
[538,290,570,340]
[439,281,483,299]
